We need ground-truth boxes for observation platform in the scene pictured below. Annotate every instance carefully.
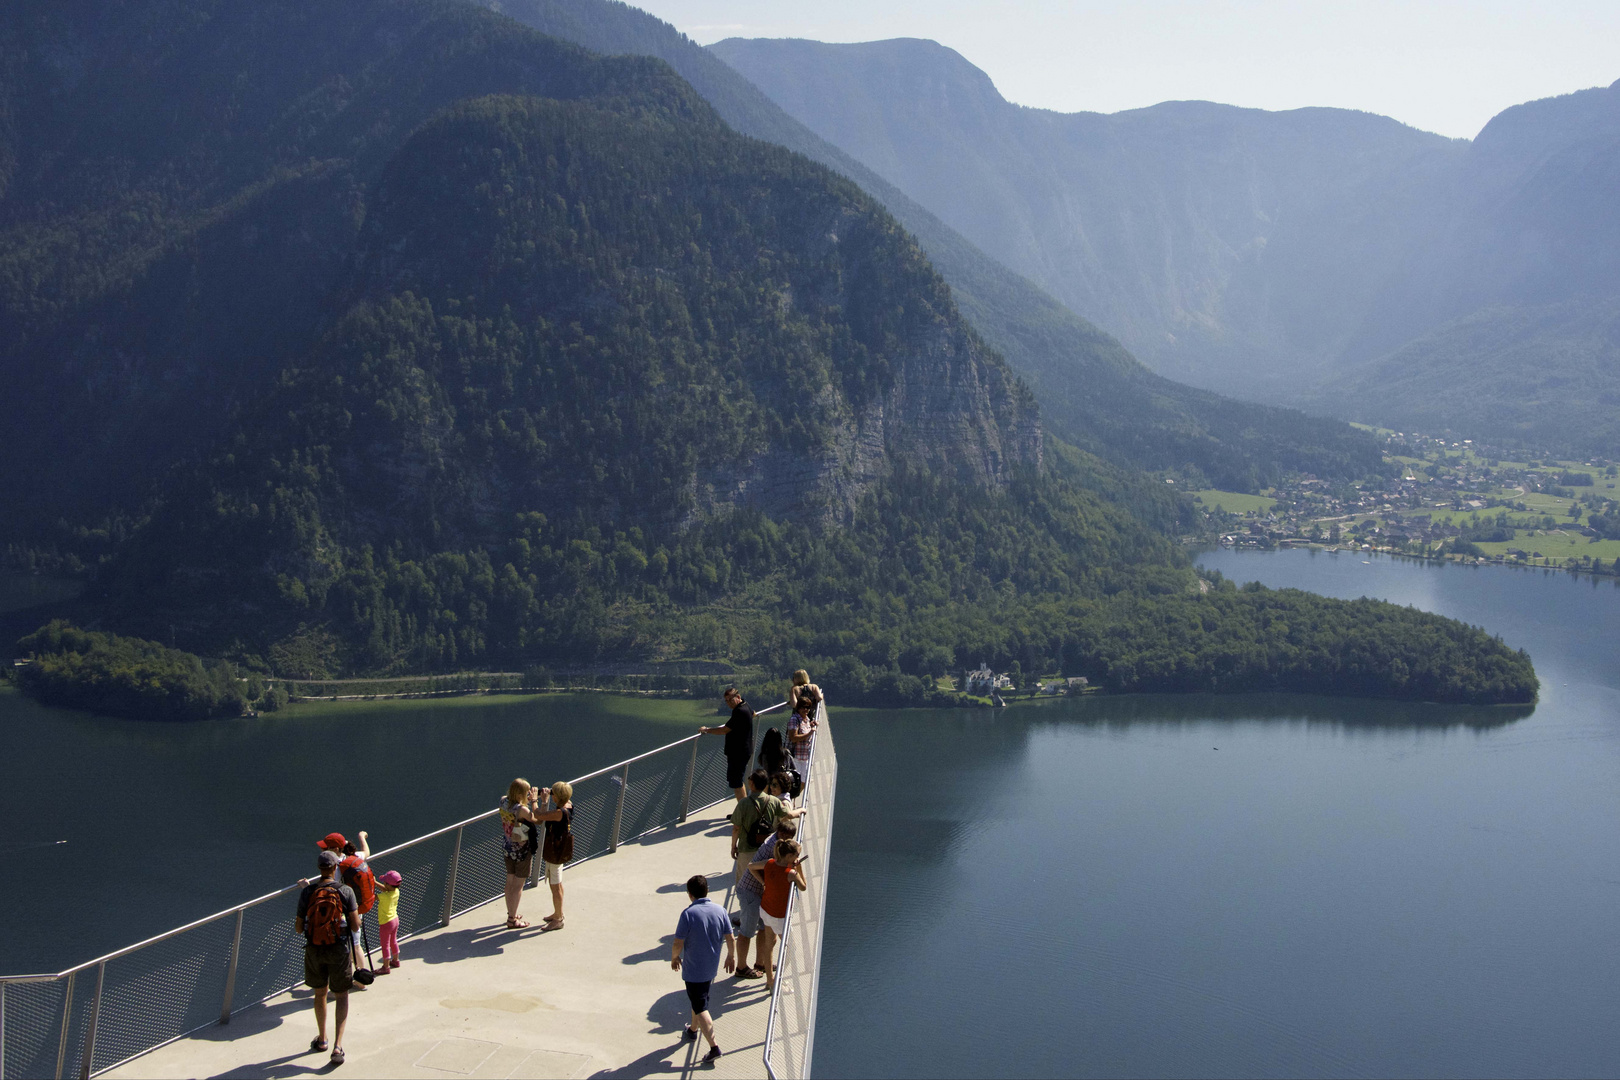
[104,805,770,1080]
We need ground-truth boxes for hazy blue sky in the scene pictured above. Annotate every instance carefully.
[632,0,1619,139]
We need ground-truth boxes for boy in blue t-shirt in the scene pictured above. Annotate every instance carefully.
[672,874,737,1064]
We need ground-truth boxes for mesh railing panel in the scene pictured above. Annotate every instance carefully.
[87,916,236,1075]
[0,727,766,1079]
[690,735,733,809]
[763,716,837,1080]
[565,773,619,864]
[2,978,69,1079]
[450,824,509,920]
[619,745,690,844]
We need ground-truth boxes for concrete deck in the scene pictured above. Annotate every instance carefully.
[105,807,769,1080]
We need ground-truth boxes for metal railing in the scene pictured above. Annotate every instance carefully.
[762,710,837,1080]
[0,704,789,1079]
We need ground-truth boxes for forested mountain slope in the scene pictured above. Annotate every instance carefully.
[480,0,1383,490]
[712,37,1620,456]
[0,0,1533,707]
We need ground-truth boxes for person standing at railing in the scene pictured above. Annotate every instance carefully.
[786,689,818,780]
[672,873,737,1065]
[295,849,361,1067]
[732,817,798,980]
[374,871,403,971]
[748,838,809,994]
[534,781,574,930]
[731,768,805,891]
[499,778,541,929]
[699,686,755,800]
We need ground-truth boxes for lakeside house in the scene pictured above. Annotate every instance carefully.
[965,664,1012,693]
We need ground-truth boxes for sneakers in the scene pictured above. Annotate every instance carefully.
[683,1025,698,1042]
[702,1046,722,1065]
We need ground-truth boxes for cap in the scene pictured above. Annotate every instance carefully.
[318,832,347,851]
[317,850,341,871]
[379,870,403,887]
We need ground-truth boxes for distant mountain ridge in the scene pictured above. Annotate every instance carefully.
[482,0,1383,489]
[712,36,1620,454]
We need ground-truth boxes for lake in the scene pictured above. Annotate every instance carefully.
[814,549,1620,1078]
[4,548,1620,1076]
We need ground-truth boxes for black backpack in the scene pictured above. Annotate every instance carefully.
[781,764,803,799]
[745,795,778,849]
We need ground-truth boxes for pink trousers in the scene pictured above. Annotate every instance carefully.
[379,918,400,962]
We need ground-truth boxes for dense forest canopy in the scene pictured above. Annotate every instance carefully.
[0,0,1536,715]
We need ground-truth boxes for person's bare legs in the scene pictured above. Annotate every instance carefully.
[736,933,753,972]
[757,927,777,989]
[331,990,349,1056]
[312,986,328,1045]
[692,1006,717,1049]
[545,882,564,924]
[504,874,526,926]
[732,784,747,800]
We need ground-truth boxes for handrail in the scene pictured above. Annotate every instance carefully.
[3,699,793,983]
[1,693,806,1080]
[761,699,834,1080]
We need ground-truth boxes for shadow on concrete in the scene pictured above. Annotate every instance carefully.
[412,922,545,965]
[587,1037,690,1080]
[190,991,310,1043]
[205,1047,334,1079]
[622,935,676,966]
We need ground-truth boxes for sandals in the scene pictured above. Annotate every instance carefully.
[734,965,762,980]
[506,916,531,929]
[540,918,564,931]
[330,1047,346,1066]
[309,1037,328,1053]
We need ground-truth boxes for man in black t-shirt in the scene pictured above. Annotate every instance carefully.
[700,686,755,799]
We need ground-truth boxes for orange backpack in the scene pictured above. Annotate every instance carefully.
[341,855,377,915]
[305,882,347,946]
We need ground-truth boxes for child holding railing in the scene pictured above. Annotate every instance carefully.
[375,871,403,970]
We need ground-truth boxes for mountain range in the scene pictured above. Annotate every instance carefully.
[712,37,1620,455]
[0,0,1534,708]
[481,0,1382,490]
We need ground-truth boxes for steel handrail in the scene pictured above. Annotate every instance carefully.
[761,700,833,1080]
[2,694,802,1080]
[3,699,793,982]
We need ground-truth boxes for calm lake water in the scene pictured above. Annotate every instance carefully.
[815,550,1620,1079]
[4,549,1619,1077]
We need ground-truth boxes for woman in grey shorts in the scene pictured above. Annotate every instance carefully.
[534,781,573,930]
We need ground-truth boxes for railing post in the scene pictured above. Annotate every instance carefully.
[441,825,464,926]
[53,971,74,1080]
[219,908,245,1024]
[609,764,630,853]
[678,738,699,823]
[78,963,104,1080]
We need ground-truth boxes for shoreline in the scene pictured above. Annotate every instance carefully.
[1200,539,1620,583]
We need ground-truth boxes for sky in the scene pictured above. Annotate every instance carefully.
[630,0,1620,139]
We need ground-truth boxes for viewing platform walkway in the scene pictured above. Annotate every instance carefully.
[105,806,771,1080]
[1,710,835,1080]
